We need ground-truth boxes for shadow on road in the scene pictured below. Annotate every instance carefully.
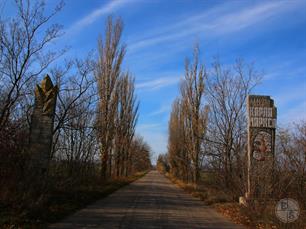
[49,171,244,229]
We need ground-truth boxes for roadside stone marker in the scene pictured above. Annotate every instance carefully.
[246,95,277,200]
[29,75,58,174]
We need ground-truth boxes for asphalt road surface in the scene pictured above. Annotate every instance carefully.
[49,170,245,229]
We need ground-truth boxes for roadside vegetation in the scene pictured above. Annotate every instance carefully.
[1,172,147,228]
[160,170,305,229]
[157,46,306,228]
[0,1,151,227]
[0,1,304,228]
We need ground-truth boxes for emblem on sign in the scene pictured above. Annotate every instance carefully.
[253,131,272,161]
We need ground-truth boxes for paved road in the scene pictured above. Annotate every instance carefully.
[49,171,245,229]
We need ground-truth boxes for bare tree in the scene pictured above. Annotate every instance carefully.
[181,46,208,184]
[130,135,152,174]
[274,122,306,208]
[0,0,66,208]
[157,153,169,174]
[0,0,65,131]
[168,98,190,181]
[95,16,126,179]
[167,46,209,184]
[113,73,138,177]
[205,59,261,195]
[50,56,98,188]
[0,2,151,222]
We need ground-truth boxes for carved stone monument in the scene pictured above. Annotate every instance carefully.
[29,75,58,173]
[246,95,277,201]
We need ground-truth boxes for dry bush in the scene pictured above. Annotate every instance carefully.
[157,154,169,174]
[0,122,28,206]
[0,123,51,217]
[273,121,306,208]
[239,121,306,227]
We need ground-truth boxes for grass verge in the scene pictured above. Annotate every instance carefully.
[162,172,305,229]
[0,171,148,229]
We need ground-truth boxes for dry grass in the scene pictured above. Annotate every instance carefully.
[165,172,231,205]
[0,171,147,228]
[215,202,306,229]
[164,172,306,229]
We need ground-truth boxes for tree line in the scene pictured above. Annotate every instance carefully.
[157,45,305,210]
[0,0,151,216]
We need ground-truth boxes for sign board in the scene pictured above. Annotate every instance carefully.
[246,95,277,199]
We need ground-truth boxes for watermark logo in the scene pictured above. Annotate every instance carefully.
[275,198,300,223]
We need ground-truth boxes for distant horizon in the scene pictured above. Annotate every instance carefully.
[2,0,305,161]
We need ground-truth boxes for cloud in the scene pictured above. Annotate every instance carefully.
[128,1,303,53]
[137,123,162,131]
[264,64,306,81]
[273,83,306,108]
[136,77,180,91]
[271,81,306,126]
[279,101,306,125]
[148,104,171,117]
[210,1,288,35]
[65,0,133,36]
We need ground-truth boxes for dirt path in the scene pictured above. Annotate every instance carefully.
[49,170,245,228]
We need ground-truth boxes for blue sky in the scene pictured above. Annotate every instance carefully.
[2,0,306,160]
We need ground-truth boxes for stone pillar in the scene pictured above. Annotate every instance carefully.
[29,75,58,173]
[246,95,277,201]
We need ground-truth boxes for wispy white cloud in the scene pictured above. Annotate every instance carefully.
[273,83,306,108]
[148,104,171,117]
[65,0,133,36]
[129,1,303,52]
[136,76,180,91]
[137,123,162,131]
[211,1,287,35]
[264,64,306,81]
[279,101,306,125]
[271,80,306,126]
